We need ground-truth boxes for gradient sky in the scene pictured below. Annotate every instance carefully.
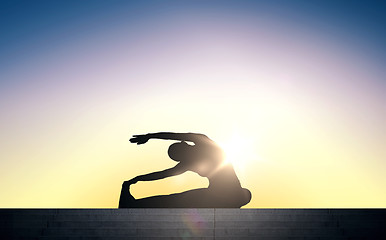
[0,0,385,208]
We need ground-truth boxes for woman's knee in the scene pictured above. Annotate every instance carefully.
[241,188,252,205]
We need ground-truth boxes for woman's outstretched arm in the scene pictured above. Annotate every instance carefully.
[127,163,187,184]
[130,132,211,145]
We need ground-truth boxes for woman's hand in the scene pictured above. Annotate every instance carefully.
[130,134,149,145]
[123,177,139,187]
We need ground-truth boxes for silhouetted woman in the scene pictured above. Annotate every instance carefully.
[119,132,251,208]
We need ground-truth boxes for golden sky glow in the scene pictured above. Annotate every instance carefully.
[0,2,385,208]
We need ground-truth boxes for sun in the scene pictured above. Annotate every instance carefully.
[217,132,256,171]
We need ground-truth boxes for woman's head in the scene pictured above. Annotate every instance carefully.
[168,141,192,161]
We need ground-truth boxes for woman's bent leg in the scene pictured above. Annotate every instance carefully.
[240,188,252,207]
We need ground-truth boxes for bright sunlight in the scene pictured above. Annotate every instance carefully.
[218,132,257,172]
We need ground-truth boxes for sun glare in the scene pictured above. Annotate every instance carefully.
[218,132,256,171]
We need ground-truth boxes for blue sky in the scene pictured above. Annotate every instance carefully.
[1,1,385,74]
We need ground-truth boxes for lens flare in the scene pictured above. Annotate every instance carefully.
[180,209,208,236]
[218,132,256,171]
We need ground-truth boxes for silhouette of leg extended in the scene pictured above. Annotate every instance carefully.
[128,188,214,208]
[119,184,252,208]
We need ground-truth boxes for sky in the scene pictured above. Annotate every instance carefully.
[0,0,385,208]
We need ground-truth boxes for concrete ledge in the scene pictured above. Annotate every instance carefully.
[1,209,385,239]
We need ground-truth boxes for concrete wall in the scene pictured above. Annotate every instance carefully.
[1,209,385,239]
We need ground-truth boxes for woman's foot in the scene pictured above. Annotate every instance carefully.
[123,181,136,202]
[118,181,136,208]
